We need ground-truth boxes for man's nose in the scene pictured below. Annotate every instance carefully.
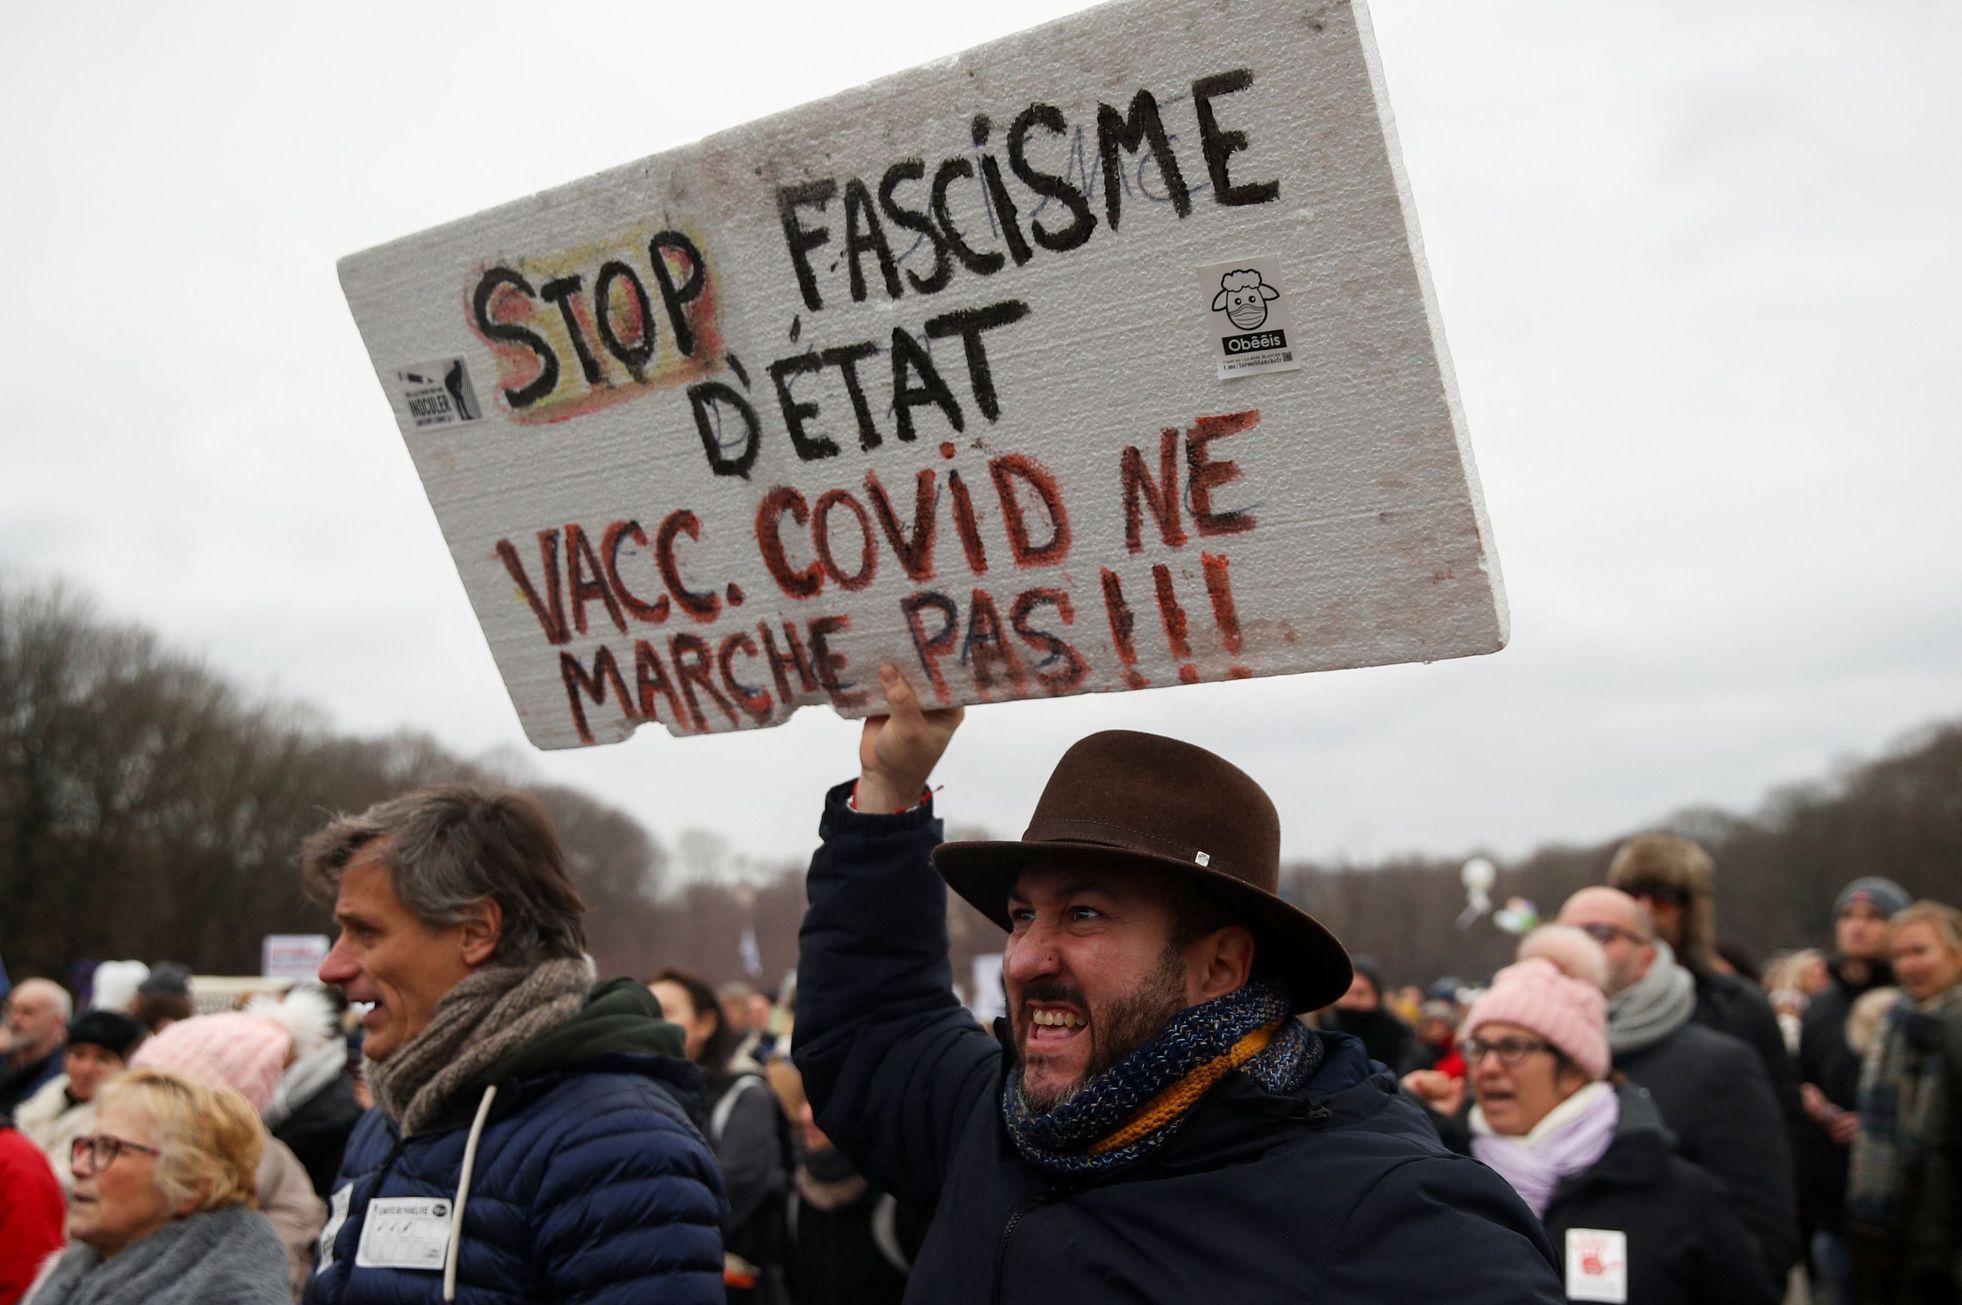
[318,937,357,986]
[1003,925,1062,983]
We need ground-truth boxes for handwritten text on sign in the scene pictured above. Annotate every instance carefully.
[340,0,1507,748]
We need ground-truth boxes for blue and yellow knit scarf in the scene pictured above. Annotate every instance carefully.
[1002,981,1321,1179]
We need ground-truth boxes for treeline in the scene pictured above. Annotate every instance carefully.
[1284,722,1962,989]
[6,575,1958,1001]
[0,579,670,985]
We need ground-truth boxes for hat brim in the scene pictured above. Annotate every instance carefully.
[933,839,1354,1013]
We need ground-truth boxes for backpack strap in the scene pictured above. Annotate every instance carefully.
[711,1073,766,1145]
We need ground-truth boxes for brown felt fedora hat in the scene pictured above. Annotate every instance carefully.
[933,730,1352,1012]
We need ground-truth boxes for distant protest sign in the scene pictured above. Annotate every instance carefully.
[340,0,1506,749]
[262,934,330,983]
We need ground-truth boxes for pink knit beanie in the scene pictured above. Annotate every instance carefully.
[131,1012,291,1115]
[1463,957,1610,1082]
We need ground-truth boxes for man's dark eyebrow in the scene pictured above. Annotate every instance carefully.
[1008,877,1119,904]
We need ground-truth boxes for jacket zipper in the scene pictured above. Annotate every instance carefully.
[990,1191,1052,1305]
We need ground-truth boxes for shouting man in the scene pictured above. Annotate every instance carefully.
[300,784,724,1304]
[793,669,1562,1303]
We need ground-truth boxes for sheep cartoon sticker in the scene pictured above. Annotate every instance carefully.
[1198,255,1303,380]
[1216,269,1276,330]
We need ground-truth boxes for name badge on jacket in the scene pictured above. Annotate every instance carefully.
[1564,1228,1628,1303]
[317,1184,353,1273]
[356,1196,454,1271]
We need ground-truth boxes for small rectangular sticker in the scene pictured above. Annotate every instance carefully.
[1198,255,1303,380]
[393,359,482,430]
[1564,1227,1629,1303]
[356,1196,454,1272]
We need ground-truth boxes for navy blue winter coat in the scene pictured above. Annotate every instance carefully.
[793,784,1565,1304]
[303,979,725,1305]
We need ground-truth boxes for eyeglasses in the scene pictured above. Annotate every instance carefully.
[1462,1036,1552,1067]
[71,1133,162,1174]
[1576,922,1644,947]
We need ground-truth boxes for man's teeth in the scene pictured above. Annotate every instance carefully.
[1031,1009,1086,1028]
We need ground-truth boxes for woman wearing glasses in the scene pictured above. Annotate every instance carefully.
[1412,955,1778,1304]
[23,1067,287,1305]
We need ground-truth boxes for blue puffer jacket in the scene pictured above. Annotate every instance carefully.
[303,979,725,1305]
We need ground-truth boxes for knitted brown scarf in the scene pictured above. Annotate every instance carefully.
[367,959,590,1136]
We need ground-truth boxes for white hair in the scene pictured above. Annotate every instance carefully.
[12,977,73,1021]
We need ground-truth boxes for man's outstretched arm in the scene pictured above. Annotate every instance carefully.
[792,667,999,1207]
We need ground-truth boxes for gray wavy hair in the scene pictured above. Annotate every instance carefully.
[300,784,587,965]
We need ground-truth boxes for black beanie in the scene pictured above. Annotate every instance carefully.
[66,1010,146,1059]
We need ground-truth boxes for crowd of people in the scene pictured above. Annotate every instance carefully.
[0,667,1955,1303]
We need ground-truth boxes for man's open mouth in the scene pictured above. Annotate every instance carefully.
[1026,1004,1087,1044]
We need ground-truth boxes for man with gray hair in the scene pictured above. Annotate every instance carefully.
[1557,886,1799,1286]
[299,784,725,1305]
[0,977,71,1118]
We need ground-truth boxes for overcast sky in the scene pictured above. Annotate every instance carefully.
[5,1,1958,876]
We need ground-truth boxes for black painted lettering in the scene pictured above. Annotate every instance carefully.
[1095,90,1191,230]
[931,158,1004,277]
[540,275,604,386]
[1009,104,1097,253]
[472,269,559,409]
[647,231,708,357]
[594,260,656,377]
[769,352,839,462]
[842,178,903,303]
[879,160,953,296]
[689,381,760,478]
[1192,70,1279,208]
[777,180,837,312]
[821,341,883,451]
[924,300,1030,423]
[972,114,1033,268]
[890,330,964,442]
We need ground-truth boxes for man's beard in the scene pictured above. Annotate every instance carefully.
[1015,944,1189,1115]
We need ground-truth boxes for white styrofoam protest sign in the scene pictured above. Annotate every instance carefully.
[340,0,1505,749]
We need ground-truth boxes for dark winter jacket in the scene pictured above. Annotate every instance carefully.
[302,979,725,1305]
[273,1071,363,1201]
[793,784,1565,1304]
[0,1047,62,1120]
[704,1067,793,1287]
[1540,1085,1781,1305]
[787,1149,923,1305]
[1615,1021,1799,1281]
[1692,967,1801,1129]
[1425,1084,1779,1305]
[1320,1007,1426,1078]
[1798,956,1892,1234]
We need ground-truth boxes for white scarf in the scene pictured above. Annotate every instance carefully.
[1470,1081,1620,1218]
